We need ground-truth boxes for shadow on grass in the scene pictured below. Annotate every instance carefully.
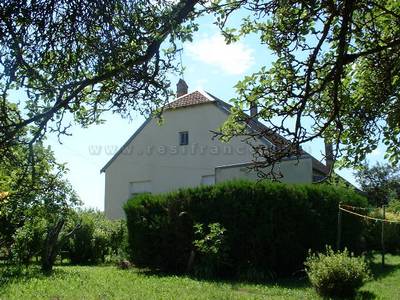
[355,291,377,300]
[369,260,400,280]
[134,267,312,299]
[0,265,70,288]
[132,258,400,300]
[136,267,310,290]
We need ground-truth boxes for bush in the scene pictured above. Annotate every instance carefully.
[363,209,400,254]
[192,223,229,278]
[11,217,47,264]
[305,247,371,298]
[4,209,127,267]
[62,210,127,264]
[124,180,367,277]
[388,199,400,213]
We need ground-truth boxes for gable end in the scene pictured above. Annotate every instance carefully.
[100,118,151,173]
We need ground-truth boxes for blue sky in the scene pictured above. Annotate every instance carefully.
[44,13,385,210]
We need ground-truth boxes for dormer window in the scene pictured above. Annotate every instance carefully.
[179,131,189,145]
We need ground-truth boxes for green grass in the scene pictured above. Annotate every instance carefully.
[0,254,399,300]
[0,267,315,300]
[358,254,400,300]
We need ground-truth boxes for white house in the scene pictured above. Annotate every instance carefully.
[101,80,329,219]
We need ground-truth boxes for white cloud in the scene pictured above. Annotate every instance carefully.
[370,148,382,157]
[185,34,254,75]
[194,78,208,90]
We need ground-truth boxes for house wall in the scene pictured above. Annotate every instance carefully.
[104,102,258,219]
[215,158,313,183]
[104,102,314,219]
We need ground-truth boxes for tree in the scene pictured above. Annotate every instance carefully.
[0,142,59,251]
[2,1,400,179]
[0,0,202,153]
[0,139,80,273]
[38,176,80,273]
[355,163,400,206]
[209,0,400,175]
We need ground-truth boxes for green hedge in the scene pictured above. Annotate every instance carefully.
[124,181,367,277]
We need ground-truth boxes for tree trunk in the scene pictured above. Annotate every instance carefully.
[41,218,65,274]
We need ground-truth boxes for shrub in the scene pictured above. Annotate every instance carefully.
[305,247,371,298]
[388,199,400,213]
[124,180,367,277]
[4,209,127,267]
[63,210,127,264]
[11,217,47,264]
[363,209,400,254]
[192,223,229,278]
[110,219,129,259]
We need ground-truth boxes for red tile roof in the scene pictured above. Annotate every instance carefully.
[165,90,291,148]
[165,91,213,109]
[165,91,330,173]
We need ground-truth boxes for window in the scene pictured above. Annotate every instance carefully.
[201,175,215,186]
[129,181,152,198]
[179,131,189,145]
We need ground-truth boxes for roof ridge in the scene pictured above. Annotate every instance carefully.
[100,89,331,176]
[172,90,196,101]
[165,90,214,110]
[197,89,215,101]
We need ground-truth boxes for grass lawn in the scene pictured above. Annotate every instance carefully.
[0,254,399,300]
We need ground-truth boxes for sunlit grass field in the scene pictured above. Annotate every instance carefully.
[0,254,399,299]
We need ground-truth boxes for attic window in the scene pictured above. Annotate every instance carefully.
[179,131,189,145]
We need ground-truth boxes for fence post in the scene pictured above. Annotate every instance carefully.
[337,204,342,250]
[381,204,386,268]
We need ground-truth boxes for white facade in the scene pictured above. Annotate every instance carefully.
[102,92,317,219]
[215,159,313,183]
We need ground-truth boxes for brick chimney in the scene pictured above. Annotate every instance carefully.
[324,139,334,172]
[250,102,257,120]
[176,79,188,98]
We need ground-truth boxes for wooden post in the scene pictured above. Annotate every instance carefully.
[337,205,342,250]
[381,205,386,268]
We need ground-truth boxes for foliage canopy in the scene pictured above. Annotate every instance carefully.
[355,162,400,205]
[0,0,201,151]
[210,0,400,172]
[1,0,400,175]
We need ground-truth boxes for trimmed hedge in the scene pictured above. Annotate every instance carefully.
[124,181,367,277]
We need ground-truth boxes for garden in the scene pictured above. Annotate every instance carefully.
[1,1,400,298]
[0,254,399,299]
[2,180,400,299]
